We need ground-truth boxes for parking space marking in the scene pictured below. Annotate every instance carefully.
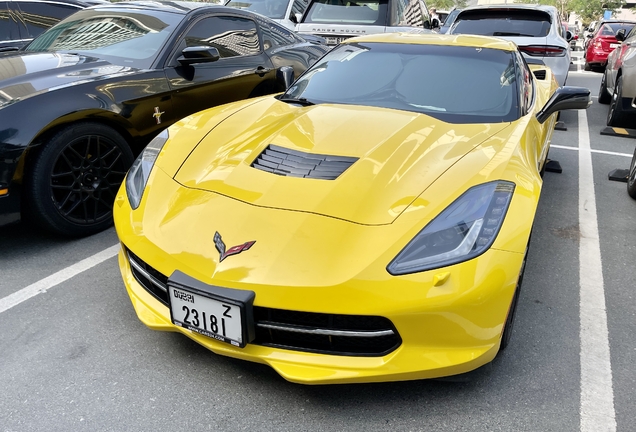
[552,144,632,158]
[0,244,119,315]
[578,110,617,432]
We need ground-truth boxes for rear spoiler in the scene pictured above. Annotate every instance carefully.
[524,57,546,66]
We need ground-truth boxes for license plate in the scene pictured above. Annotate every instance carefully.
[610,43,620,48]
[167,271,255,348]
[325,36,347,45]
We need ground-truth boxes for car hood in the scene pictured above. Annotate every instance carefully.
[0,52,137,106]
[173,99,512,225]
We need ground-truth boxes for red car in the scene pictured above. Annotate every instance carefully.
[584,20,636,71]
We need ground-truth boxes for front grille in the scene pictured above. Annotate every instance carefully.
[126,251,401,356]
[251,144,358,180]
[533,70,547,80]
[127,249,169,306]
[253,307,401,356]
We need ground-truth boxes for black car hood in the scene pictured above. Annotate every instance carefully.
[0,52,139,107]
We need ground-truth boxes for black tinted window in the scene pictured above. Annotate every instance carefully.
[452,10,552,37]
[15,1,82,38]
[184,16,260,58]
[597,22,636,37]
[284,42,519,123]
[258,18,300,49]
[303,0,388,25]
[0,2,20,41]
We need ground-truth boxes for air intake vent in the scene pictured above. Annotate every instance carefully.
[252,144,358,180]
[533,70,547,80]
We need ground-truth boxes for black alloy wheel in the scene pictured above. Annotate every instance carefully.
[499,247,527,351]
[598,72,611,104]
[627,146,636,199]
[607,75,629,127]
[25,122,134,237]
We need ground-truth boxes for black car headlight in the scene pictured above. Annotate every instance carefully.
[125,129,169,210]
[387,181,515,275]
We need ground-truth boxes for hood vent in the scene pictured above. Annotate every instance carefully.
[251,144,358,180]
[533,70,547,80]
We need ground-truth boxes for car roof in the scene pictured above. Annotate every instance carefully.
[458,3,557,13]
[343,33,518,52]
[93,0,223,14]
[19,0,95,7]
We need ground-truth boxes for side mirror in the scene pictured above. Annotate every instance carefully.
[536,86,591,124]
[565,30,572,42]
[586,34,593,38]
[276,66,294,90]
[616,28,626,42]
[177,46,220,66]
[295,13,303,23]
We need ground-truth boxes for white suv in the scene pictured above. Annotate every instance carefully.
[295,0,433,46]
[449,4,572,86]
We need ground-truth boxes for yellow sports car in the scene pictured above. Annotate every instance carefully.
[114,33,590,384]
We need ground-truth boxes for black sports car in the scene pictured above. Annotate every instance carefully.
[0,0,328,236]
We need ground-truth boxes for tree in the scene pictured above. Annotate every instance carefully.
[569,0,626,24]
[428,0,467,11]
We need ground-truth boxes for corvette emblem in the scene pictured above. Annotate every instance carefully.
[214,232,255,262]
[153,107,164,124]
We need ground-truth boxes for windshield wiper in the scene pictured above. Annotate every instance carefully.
[278,96,316,106]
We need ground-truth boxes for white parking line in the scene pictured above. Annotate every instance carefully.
[578,110,617,432]
[0,244,119,314]
[552,144,632,158]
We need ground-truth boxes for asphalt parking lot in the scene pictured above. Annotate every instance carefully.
[1,51,635,431]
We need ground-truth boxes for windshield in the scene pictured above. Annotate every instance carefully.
[226,0,289,19]
[302,0,388,25]
[282,42,519,123]
[597,22,636,37]
[25,9,182,68]
[451,10,552,37]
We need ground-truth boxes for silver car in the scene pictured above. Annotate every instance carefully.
[599,25,636,127]
[295,0,433,46]
[448,4,572,86]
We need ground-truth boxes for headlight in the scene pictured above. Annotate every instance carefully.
[387,181,515,275]
[125,129,169,209]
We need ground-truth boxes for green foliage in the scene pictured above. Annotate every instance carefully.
[570,0,625,23]
[428,0,467,11]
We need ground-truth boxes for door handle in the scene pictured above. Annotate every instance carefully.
[255,66,271,76]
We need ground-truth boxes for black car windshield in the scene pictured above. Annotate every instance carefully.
[597,22,636,36]
[302,0,388,25]
[25,9,182,68]
[282,42,519,123]
[226,0,289,19]
[451,10,552,37]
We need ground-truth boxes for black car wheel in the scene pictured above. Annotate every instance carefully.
[607,75,629,127]
[628,146,636,200]
[598,72,611,104]
[584,61,591,71]
[25,122,134,237]
[500,247,527,351]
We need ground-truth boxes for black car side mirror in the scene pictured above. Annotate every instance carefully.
[536,86,591,124]
[565,30,572,42]
[616,29,626,42]
[177,46,220,66]
[276,66,295,90]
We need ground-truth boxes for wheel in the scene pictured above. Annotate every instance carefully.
[598,72,611,104]
[607,75,629,127]
[584,61,591,71]
[628,146,636,199]
[500,247,527,351]
[24,122,134,237]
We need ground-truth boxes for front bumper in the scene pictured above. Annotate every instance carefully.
[114,169,525,384]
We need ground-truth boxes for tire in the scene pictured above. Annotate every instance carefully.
[24,122,134,237]
[627,146,636,200]
[607,75,629,127]
[584,61,591,71]
[499,247,527,351]
[598,72,611,104]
